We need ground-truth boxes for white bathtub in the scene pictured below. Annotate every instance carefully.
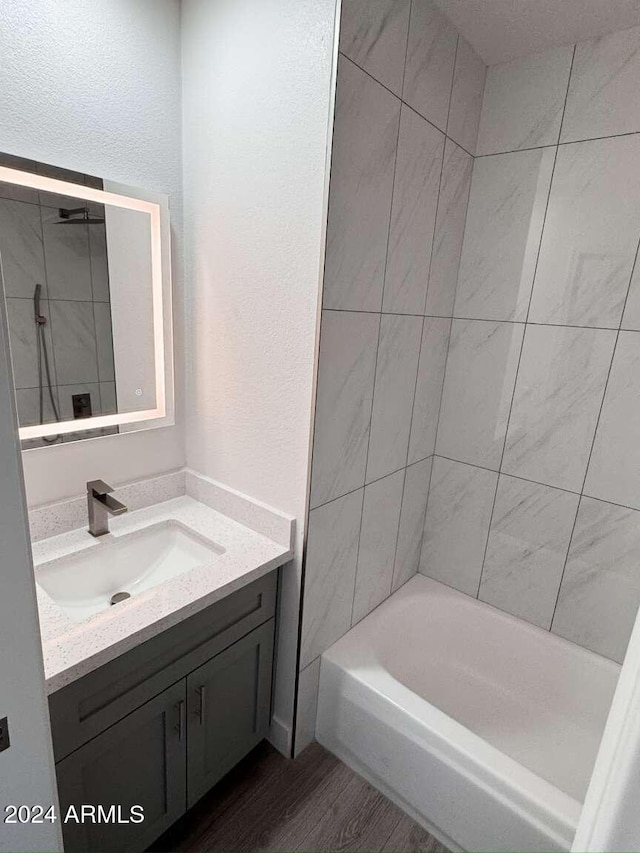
[316,575,620,852]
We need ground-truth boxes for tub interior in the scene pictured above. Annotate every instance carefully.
[331,576,620,803]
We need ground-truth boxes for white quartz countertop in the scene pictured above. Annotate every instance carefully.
[33,496,292,693]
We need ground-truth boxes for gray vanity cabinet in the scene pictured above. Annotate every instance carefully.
[49,572,277,853]
[56,680,187,853]
[187,618,274,807]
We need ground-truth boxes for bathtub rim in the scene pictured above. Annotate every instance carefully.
[321,648,582,830]
[318,650,579,851]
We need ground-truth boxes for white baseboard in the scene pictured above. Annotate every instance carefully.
[268,714,292,757]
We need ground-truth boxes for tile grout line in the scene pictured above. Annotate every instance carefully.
[435,452,640,516]
[444,35,460,144]
[473,46,577,601]
[547,496,583,632]
[308,451,438,514]
[524,43,595,630]
[389,465,409,597]
[548,226,640,630]
[324,306,640,334]
[422,46,477,466]
[414,452,437,586]
[337,51,475,159]
[351,5,412,625]
[416,34,471,591]
[475,127,640,159]
[396,18,455,588]
[421,42,455,319]
[348,487,366,630]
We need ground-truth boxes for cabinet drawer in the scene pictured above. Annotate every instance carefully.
[49,571,276,761]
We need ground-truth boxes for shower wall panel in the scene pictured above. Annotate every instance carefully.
[296,0,486,752]
[421,26,640,665]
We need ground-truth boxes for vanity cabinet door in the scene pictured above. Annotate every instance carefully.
[186,618,275,807]
[56,680,187,853]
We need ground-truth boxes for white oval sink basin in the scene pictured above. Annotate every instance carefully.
[36,521,225,623]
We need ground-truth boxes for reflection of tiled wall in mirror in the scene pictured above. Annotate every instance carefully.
[0,153,118,447]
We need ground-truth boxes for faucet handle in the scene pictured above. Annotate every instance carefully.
[87,479,114,496]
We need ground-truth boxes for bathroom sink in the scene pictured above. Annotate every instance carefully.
[36,522,225,622]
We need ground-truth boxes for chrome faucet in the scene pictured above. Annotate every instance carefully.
[87,480,128,537]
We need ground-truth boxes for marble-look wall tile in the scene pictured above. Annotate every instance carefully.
[552,497,640,663]
[0,198,46,299]
[339,0,411,96]
[294,657,321,754]
[621,256,640,331]
[100,381,117,415]
[502,325,616,492]
[382,106,444,314]
[454,147,555,322]
[425,140,472,317]
[41,208,92,301]
[479,475,579,629]
[366,314,422,482]
[421,457,497,595]
[447,36,485,155]
[408,317,450,463]
[300,489,363,668]
[392,456,432,591]
[310,311,379,508]
[94,302,115,383]
[436,319,524,470]
[529,135,640,328]
[585,332,640,510]
[353,469,404,623]
[15,386,59,427]
[323,57,400,312]
[403,0,457,133]
[562,24,640,143]
[476,45,574,156]
[48,300,99,385]
[6,296,55,390]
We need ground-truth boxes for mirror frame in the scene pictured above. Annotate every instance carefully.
[0,165,174,441]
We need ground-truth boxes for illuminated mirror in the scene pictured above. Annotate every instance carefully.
[0,155,173,448]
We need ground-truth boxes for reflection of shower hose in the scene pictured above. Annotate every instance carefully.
[33,284,61,444]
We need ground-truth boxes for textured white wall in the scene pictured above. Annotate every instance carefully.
[181,0,338,744]
[0,0,185,506]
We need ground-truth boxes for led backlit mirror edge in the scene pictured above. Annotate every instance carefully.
[0,165,174,441]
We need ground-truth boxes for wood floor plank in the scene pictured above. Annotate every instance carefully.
[295,773,404,852]
[247,749,354,851]
[150,741,285,851]
[149,741,449,853]
[200,743,345,851]
[383,815,449,853]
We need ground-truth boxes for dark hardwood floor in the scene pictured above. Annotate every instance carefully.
[150,741,448,852]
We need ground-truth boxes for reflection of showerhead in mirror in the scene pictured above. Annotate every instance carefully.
[56,206,105,225]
